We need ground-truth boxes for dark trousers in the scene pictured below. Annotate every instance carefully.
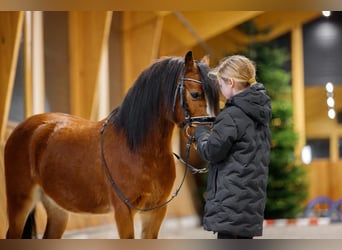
[217,232,253,239]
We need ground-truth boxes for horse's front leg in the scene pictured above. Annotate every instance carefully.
[113,199,135,239]
[140,206,167,239]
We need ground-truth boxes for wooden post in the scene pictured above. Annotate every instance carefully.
[92,40,110,121]
[291,25,306,163]
[23,11,46,119]
[122,12,134,94]
[151,15,164,61]
[31,11,45,115]
[69,11,111,119]
[0,11,24,142]
[121,12,157,94]
[24,11,33,117]
[91,12,112,121]
[0,11,24,238]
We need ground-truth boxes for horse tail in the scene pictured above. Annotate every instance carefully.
[21,208,37,239]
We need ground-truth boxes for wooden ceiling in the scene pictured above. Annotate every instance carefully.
[120,11,322,88]
[123,11,321,59]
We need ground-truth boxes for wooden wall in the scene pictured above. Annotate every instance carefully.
[305,86,342,202]
[307,160,342,201]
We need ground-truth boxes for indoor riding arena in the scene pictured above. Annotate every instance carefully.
[1,10,342,239]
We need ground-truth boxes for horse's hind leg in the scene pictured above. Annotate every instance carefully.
[6,185,37,239]
[140,206,167,239]
[41,194,69,239]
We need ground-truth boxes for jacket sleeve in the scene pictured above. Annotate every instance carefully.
[194,112,238,163]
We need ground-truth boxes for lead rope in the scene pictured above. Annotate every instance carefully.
[172,132,208,174]
[100,120,189,212]
[173,153,208,174]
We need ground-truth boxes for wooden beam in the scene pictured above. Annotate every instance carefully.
[121,11,262,92]
[191,11,321,66]
[224,11,321,46]
[252,11,321,42]
[31,11,45,115]
[0,11,24,142]
[122,12,134,94]
[23,11,46,118]
[69,11,111,119]
[151,15,164,61]
[291,25,306,163]
[97,42,110,120]
[91,11,112,121]
[191,29,250,66]
[122,12,158,93]
[43,11,70,114]
[159,11,263,57]
[178,11,263,44]
[24,11,33,117]
[0,11,24,237]
[108,12,124,109]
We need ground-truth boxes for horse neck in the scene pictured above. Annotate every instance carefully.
[148,118,175,149]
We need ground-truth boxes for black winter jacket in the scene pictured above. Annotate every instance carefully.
[194,83,272,237]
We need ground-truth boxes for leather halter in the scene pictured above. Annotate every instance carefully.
[172,69,216,128]
[171,65,216,174]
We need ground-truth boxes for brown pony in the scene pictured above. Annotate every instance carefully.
[4,51,219,239]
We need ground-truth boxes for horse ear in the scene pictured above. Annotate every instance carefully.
[184,51,194,71]
[201,55,210,66]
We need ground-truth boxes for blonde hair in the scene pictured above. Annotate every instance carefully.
[209,55,256,89]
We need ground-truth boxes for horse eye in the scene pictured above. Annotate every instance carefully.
[190,92,202,100]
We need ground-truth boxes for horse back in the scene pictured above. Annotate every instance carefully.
[5,113,91,174]
[5,113,111,213]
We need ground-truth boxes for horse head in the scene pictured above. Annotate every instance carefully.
[172,51,220,138]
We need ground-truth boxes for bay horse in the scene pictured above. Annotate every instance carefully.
[4,51,219,239]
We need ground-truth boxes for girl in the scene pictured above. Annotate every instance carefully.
[194,55,272,239]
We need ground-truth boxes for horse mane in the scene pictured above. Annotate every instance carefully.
[110,56,219,151]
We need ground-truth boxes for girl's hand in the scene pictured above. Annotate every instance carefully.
[192,141,198,151]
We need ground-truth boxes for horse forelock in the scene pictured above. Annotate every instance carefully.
[197,62,220,115]
[112,57,184,151]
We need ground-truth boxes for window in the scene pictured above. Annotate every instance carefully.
[306,139,330,159]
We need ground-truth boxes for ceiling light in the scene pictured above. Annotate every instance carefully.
[322,11,331,17]
[327,97,335,107]
[326,82,334,92]
[328,109,336,119]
